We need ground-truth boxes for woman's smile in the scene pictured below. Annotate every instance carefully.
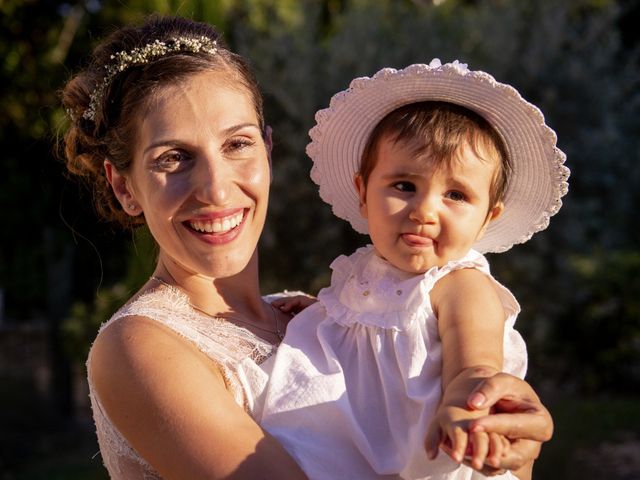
[184,208,247,244]
[187,208,245,234]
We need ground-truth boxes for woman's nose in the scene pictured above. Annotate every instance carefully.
[194,154,231,206]
[409,194,438,224]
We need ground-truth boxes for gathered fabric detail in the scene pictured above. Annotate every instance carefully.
[318,246,493,331]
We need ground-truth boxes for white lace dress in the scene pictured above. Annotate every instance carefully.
[257,246,527,480]
[86,283,280,479]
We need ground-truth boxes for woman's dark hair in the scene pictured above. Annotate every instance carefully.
[60,15,265,228]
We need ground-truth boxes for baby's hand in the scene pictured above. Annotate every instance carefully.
[271,295,317,315]
[425,404,510,472]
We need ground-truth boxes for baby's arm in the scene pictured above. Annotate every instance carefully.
[272,294,317,315]
[425,268,518,473]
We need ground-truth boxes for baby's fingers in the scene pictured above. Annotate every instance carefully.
[272,295,317,314]
[271,298,290,308]
[485,432,508,468]
[469,430,489,471]
[442,426,469,463]
[271,298,301,314]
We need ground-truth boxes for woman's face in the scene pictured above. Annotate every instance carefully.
[112,71,271,280]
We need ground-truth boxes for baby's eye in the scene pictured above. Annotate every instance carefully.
[445,190,467,202]
[393,181,416,192]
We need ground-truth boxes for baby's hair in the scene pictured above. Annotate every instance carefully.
[359,101,511,209]
[59,15,264,228]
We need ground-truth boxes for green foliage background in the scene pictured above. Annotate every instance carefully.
[1,0,639,478]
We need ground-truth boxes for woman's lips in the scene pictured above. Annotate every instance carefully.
[188,210,244,234]
[184,209,246,244]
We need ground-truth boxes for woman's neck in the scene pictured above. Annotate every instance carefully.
[151,250,266,320]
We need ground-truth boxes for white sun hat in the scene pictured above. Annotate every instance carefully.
[307,59,570,253]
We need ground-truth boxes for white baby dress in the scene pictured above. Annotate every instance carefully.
[256,245,527,480]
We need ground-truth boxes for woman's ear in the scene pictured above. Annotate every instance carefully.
[354,173,368,219]
[264,126,274,181]
[104,160,141,216]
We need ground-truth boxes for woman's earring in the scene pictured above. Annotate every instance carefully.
[128,204,137,211]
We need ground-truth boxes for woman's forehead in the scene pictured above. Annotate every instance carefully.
[137,72,259,137]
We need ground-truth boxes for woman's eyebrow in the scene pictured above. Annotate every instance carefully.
[222,122,262,136]
[143,123,261,154]
[143,139,183,155]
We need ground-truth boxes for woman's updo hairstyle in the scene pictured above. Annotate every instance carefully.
[61,15,264,228]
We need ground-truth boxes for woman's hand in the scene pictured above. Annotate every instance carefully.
[425,367,512,472]
[464,373,553,476]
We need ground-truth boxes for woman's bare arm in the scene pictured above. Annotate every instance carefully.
[90,315,307,480]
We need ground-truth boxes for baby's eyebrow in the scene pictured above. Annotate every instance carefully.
[381,170,426,180]
[445,176,483,195]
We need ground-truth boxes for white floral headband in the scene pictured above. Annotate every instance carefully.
[82,36,218,121]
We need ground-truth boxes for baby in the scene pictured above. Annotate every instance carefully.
[256,60,569,480]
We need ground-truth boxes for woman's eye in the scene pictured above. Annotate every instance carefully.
[152,151,190,172]
[445,190,466,202]
[225,137,256,154]
[393,181,416,192]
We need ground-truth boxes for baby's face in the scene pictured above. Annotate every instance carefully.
[355,136,503,274]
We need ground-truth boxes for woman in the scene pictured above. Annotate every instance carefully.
[61,15,552,479]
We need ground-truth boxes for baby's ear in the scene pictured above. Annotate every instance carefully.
[354,173,368,219]
[488,201,504,222]
[476,201,504,241]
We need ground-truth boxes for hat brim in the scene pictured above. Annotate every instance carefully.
[307,61,569,253]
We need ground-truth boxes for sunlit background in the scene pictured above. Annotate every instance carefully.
[1,1,639,478]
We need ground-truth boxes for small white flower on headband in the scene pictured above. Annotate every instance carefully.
[82,36,218,121]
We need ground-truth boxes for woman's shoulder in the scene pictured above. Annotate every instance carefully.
[88,311,232,434]
[90,283,278,400]
[88,284,226,397]
[90,313,226,396]
[93,312,195,356]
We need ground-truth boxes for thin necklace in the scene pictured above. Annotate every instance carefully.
[150,275,284,341]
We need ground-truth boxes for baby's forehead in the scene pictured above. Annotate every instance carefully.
[378,132,502,171]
